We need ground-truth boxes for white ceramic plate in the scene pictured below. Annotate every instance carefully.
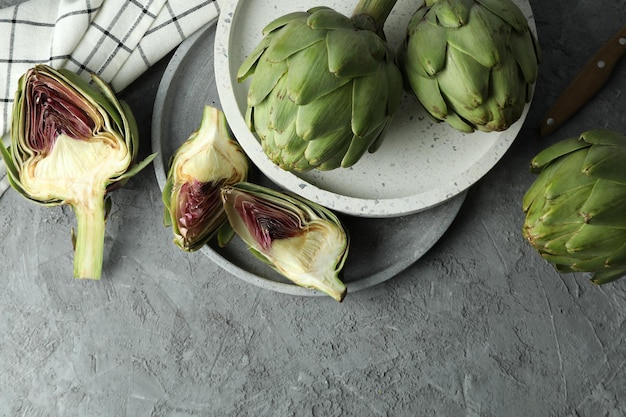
[152,24,466,297]
[214,0,536,218]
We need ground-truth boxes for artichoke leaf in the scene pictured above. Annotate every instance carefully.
[307,7,354,30]
[286,41,351,106]
[530,137,589,173]
[326,29,382,77]
[430,0,472,27]
[581,143,626,182]
[475,0,528,32]
[295,81,352,140]
[509,28,540,83]
[264,19,327,63]
[579,180,626,227]
[262,11,310,34]
[580,128,626,147]
[447,4,506,68]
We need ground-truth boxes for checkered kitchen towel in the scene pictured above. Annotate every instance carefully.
[0,0,219,196]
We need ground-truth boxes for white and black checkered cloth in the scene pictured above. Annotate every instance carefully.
[0,0,219,196]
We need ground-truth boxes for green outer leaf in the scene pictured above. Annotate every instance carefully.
[475,0,528,32]
[326,28,382,77]
[591,267,626,285]
[406,16,448,76]
[303,128,352,166]
[580,128,626,147]
[430,0,472,27]
[342,121,387,168]
[262,11,310,34]
[351,65,389,137]
[581,143,626,183]
[408,71,448,120]
[565,224,626,258]
[530,137,588,173]
[247,58,289,107]
[509,27,539,83]
[286,40,350,106]
[437,46,489,109]
[307,7,353,30]
[263,18,326,63]
[447,4,506,69]
[579,179,626,227]
[237,35,272,82]
[295,81,352,140]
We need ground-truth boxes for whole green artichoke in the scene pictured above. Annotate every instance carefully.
[398,0,540,133]
[522,129,626,285]
[237,1,403,172]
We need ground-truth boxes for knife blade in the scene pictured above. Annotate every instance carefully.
[539,25,626,137]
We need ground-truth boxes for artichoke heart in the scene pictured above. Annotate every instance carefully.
[162,105,249,251]
[0,64,155,279]
[398,0,541,133]
[221,182,349,302]
[522,129,626,285]
[237,0,403,172]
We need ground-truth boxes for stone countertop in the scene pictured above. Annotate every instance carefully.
[1,1,626,416]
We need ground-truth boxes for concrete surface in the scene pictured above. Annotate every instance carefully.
[1,0,626,416]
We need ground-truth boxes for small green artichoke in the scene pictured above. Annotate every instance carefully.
[399,0,540,133]
[522,129,626,285]
[237,1,403,172]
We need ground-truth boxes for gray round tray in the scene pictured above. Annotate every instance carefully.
[151,23,466,297]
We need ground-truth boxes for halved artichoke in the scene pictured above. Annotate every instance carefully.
[162,105,249,251]
[221,182,349,301]
[0,64,155,279]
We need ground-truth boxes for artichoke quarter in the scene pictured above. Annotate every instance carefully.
[162,105,249,251]
[398,0,541,133]
[0,65,155,279]
[237,0,403,172]
[221,182,349,302]
[522,129,626,285]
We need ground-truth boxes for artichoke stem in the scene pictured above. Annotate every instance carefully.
[352,0,398,35]
[72,194,106,280]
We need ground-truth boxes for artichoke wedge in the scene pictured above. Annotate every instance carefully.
[162,105,249,251]
[221,182,349,301]
[237,0,403,171]
[522,129,626,285]
[398,0,541,133]
[0,65,155,279]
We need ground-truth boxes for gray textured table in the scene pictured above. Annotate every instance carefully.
[1,1,625,416]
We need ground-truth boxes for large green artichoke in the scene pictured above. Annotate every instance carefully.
[237,0,403,172]
[0,65,154,279]
[399,0,540,133]
[522,129,626,285]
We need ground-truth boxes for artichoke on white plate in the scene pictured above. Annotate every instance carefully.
[522,129,626,285]
[399,0,541,133]
[0,64,155,279]
[221,182,349,302]
[237,0,403,172]
[162,105,249,251]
